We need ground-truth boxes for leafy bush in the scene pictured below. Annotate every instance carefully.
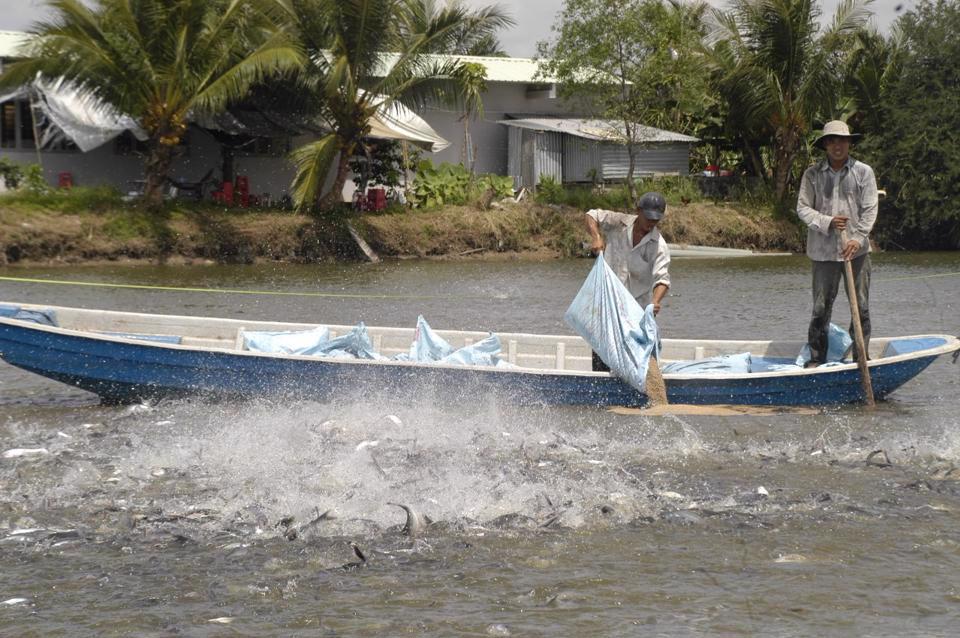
[475,173,514,198]
[23,165,50,195]
[534,175,566,204]
[0,157,24,189]
[410,160,513,209]
[863,0,960,248]
[348,140,417,191]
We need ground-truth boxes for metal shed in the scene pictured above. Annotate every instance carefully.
[500,118,698,189]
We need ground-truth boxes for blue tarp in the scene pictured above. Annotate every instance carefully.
[662,352,752,375]
[244,324,386,360]
[563,254,659,392]
[396,315,508,367]
[243,326,332,355]
[0,304,58,327]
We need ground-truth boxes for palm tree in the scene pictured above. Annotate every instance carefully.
[839,26,904,136]
[408,0,514,56]
[280,0,512,210]
[705,0,873,203]
[455,61,487,172]
[0,0,303,209]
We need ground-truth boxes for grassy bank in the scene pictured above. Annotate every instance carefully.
[0,188,804,266]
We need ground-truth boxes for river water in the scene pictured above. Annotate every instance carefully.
[1,253,959,636]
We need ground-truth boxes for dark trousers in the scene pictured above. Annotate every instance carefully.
[807,254,871,364]
[592,351,610,372]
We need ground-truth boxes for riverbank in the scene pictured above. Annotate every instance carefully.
[0,197,804,266]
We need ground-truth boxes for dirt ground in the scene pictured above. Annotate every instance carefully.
[0,199,804,266]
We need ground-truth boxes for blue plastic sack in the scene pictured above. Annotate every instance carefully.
[0,304,58,327]
[662,352,752,375]
[398,315,505,366]
[243,326,331,355]
[796,323,853,366]
[315,322,387,360]
[563,254,659,392]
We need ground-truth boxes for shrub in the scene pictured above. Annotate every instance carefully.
[410,160,513,209]
[0,157,24,189]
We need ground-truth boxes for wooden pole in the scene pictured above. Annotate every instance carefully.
[840,230,875,407]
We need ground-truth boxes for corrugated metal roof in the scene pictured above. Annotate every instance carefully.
[498,118,699,143]
[0,31,31,59]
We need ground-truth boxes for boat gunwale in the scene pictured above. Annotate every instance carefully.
[1,306,957,381]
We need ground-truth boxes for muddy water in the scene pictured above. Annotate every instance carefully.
[1,253,959,636]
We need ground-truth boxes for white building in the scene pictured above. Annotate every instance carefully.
[1,30,696,201]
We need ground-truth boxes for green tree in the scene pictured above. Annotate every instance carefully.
[281,0,512,211]
[538,0,715,204]
[838,26,903,138]
[0,0,302,209]
[704,0,872,204]
[866,0,960,248]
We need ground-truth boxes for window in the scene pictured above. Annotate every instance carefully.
[18,101,35,149]
[0,99,66,151]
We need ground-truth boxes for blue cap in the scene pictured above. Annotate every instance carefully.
[637,191,666,220]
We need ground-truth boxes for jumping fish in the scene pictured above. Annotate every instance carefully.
[3,448,50,459]
[388,502,432,537]
[340,541,369,571]
[2,598,29,605]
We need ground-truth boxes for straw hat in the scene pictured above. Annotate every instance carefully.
[813,120,862,149]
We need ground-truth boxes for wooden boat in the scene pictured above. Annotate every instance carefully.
[1,302,957,406]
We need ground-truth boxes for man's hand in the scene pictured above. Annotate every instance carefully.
[841,239,860,261]
[829,216,849,231]
[653,302,661,316]
[590,237,605,255]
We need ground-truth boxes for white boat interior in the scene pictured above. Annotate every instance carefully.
[2,302,929,373]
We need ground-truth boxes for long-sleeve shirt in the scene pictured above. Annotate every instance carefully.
[797,157,879,262]
[586,209,670,307]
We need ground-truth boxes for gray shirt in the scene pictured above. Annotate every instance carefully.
[797,157,879,262]
[586,209,670,307]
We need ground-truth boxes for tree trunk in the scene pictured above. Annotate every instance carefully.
[143,142,176,210]
[624,121,638,206]
[772,128,801,203]
[319,148,352,211]
[741,138,766,180]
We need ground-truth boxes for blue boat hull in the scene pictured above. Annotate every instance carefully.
[0,319,949,406]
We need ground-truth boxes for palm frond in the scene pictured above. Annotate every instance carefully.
[291,133,340,210]
[191,31,305,114]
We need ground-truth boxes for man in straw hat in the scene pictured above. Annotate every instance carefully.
[585,191,671,371]
[797,120,879,368]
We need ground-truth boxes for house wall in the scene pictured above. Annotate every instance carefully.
[0,120,302,200]
[417,82,571,175]
[562,136,601,183]
[600,143,692,179]
[1,80,576,200]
